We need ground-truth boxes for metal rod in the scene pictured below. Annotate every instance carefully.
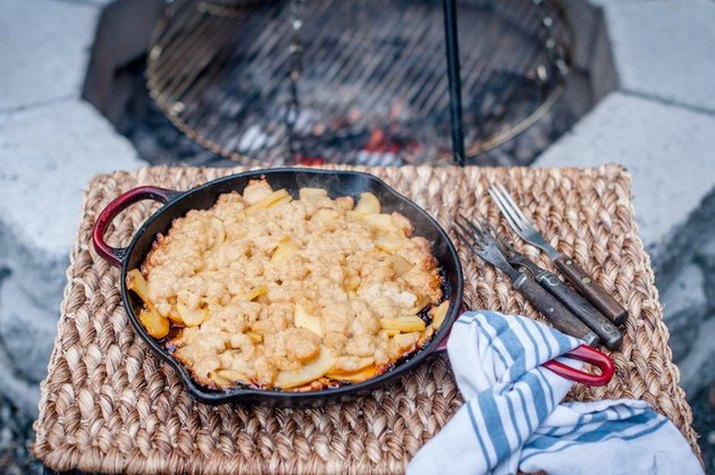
[443,0,466,166]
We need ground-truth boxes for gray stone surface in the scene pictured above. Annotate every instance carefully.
[700,235,715,306]
[655,186,715,296]
[534,92,715,255]
[0,100,143,256]
[0,98,142,413]
[0,0,142,424]
[603,0,715,114]
[703,235,715,260]
[588,9,617,104]
[0,0,99,112]
[563,0,602,73]
[0,279,58,384]
[79,0,119,5]
[662,263,708,362]
[678,317,715,397]
[662,263,707,320]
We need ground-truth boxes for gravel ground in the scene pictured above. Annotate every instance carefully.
[691,385,715,474]
[0,396,42,475]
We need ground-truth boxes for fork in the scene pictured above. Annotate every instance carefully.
[489,183,628,325]
[484,221,623,350]
[454,215,599,346]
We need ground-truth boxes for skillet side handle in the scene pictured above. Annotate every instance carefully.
[434,338,614,385]
[543,344,615,386]
[92,186,179,267]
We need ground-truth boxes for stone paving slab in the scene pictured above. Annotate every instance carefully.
[0,99,142,256]
[661,263,708,362]
[0,96,142,411]
[0,97,142,414]
[678,317,715,397]
[534,91,715,255]
[603,0,715,114]
[0,0,99,112]
[0,280,55,415]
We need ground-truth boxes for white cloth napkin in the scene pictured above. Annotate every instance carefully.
[408,311,703,475]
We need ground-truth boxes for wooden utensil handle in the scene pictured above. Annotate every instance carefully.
[553,255,628,325]
[514,275,600,346]
[534,270,623,350]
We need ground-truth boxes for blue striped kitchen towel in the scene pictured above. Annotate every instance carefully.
[408,311,703,475]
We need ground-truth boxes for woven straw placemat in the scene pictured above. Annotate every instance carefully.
[33,164,701,473]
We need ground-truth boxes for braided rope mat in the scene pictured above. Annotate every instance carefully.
[33,164,701,473]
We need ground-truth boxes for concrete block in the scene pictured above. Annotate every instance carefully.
[655,186,715,292]
[561,0,601,73]
[0,280,57,384]
[0,276,42,415]
[0,223,68,313]
[534,92,715,256]
[588,11,617,103]
[0,345,39,417]
[0,0,99,112]
[662,263,708,362]
[678,316,715,397]
[83,0,165,125]
[697,233,715,308]
[702,234,715,260]
[604,0,715,113]
[0,98,142,413]
[662,263,707,319]
[0,99,143,257]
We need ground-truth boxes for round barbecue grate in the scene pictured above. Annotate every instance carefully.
[147,0,571,166]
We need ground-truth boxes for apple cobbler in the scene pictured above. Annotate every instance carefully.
[127,178,448,390]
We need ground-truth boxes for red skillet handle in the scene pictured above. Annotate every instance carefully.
[543,344,615,386]
[434,333,614,386]
[92,186,179,267]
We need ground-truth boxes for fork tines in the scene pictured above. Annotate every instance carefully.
[488,183,532,238]
[453,215,481,251]
[454,214,491,249]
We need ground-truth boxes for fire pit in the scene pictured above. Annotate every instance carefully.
[84,0,604,168]
[146,0,570,166]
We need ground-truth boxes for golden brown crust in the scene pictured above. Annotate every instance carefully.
[140,181,443,389]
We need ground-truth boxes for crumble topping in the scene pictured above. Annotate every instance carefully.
[131,179,444,389]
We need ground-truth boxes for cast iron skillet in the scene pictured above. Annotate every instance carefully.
[92,168,464,405]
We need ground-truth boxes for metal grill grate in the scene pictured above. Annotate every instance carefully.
[147,0,571,166]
